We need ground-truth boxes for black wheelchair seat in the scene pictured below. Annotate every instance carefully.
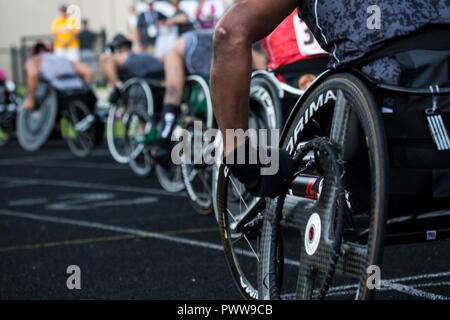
[363,57,450,201]
[38,76,98,113]
[273,56,329,88]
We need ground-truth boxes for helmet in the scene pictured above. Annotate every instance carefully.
[109,34,132,53]
[31,41,52,56]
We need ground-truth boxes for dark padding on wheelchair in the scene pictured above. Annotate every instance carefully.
[383,112,432,139]
[433,170,450,198]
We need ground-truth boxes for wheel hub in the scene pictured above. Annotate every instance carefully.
[304,213,321,256]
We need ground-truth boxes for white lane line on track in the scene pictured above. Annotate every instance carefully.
[382,282,448,300]
[0,208,226,249]
[0,153,79,165]
[326,271,450,293]
[0,208,448,299]
[325,281,450,299]
[0,176,186,198]
[2,161,128,171]
[0,180,39,190]
[415,281,450,288]
[0,209,298,266]
[0,149,111,166]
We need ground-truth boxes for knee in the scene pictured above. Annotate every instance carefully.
[213,19,251,58]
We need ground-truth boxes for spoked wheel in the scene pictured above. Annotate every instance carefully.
[258,73,388,300]
[216,95,283,299]
[217,165,261,300]
[180,76,214,215]
[153,119,185,193]
[127,111,154,177]
[61,100,97,158]
[106,78,154,164]
[155,163,185,193]
[107,103,130,164]
[180,120,214,214]
[17,83,58,152]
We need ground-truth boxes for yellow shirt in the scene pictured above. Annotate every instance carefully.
[51,17,80,49]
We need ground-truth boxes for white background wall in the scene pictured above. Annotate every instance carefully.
[0,0,232,78]
[0,0,135,77]
[0,0,135,48]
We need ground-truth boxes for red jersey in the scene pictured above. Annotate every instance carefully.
[263,9,328,71]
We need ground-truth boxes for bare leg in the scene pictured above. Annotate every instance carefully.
[23,58,41,110]
[211,0,296,155]
[163,38,186,107]
[151,38,187,163]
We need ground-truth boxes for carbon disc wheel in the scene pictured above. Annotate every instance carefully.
[258,73,388,300]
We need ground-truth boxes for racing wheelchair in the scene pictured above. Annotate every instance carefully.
[216,29,450,300]
[106,76,186,193]
[215,57,329,299]
[178,71,287,216]
[16,76,103,157]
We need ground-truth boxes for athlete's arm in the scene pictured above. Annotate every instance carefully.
[211,0,297,156]
[73,61,94,85]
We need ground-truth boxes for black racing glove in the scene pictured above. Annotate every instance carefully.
[108,86,122,105]
[225,139,295,199]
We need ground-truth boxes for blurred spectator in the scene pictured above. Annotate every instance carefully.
[136,0,168,54]
[169,0,192,35]
[78,20,97,51]
[196,0,219,30]
[127,4,139,39]
[51,3,80,61]
[154,0,192,59]
[78,19,98,75]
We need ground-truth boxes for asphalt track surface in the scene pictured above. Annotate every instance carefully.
[0,140,449,300]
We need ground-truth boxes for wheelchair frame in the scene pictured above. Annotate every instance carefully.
[280,67,450,246]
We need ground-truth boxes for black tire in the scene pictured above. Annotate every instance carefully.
[180,120,214,215]
[61,100,96,158]
[216,165,262,299]
[180,76,214,215]
[155,164,185,193]
[127,112,154,177]
[250,76,284,130]
[215,78,284,299]
[106,78,154,164]
[258,73,388,300]
[125,80,156,177]
[17,83,58,152]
